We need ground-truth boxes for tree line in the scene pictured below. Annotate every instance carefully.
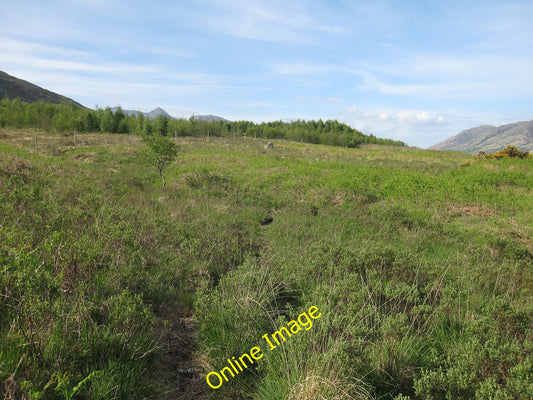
[0,98,406,148]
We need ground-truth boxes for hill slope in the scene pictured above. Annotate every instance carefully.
[0,70,85,107]
[431,120,533,153]
[193,114,228,122]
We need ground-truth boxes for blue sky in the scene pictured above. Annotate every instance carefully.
[1,0,532,147]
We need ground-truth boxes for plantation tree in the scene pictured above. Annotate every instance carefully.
[152,115,169,136]
[113,106,127,133]
[100,107,115,133]
[140,133,178,187]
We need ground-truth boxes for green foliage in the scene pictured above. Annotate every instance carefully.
[474,145,532,161]
[99,107,115,133]
[139,132,178,186]
[22,370,104,400]
[0,98,406,147]
[1,133,532,400]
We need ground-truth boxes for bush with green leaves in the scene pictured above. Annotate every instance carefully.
[475,145,532,161]
[139,133,178,187]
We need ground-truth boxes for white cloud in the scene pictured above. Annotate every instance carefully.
[342,106,445,126]
[338,105,450,147]
[0,37,93,60]
[395,110,445,124]
[0,35,237,110]
[346,104,357,113]
[0,38,157,78]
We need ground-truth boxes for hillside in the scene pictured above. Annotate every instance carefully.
[0,70,85,107]
[431,120,533,153]
[193,114,228,122]
[1,129,532,400]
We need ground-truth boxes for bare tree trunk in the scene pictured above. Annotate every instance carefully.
[160,170,166,187]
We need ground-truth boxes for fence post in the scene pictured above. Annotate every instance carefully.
[74,128,77,146]
[35,137,38,153]
[51,144,54,156]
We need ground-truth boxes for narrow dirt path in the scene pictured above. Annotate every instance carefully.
[156,308,208,400]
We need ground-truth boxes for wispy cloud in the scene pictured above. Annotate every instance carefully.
[186,0,335,44]
[340,105,452,147]
[0,34,236,110]
[345,105,445,126]
[0,37,156,77]
[0,38,94,60]
[352,51,533,100]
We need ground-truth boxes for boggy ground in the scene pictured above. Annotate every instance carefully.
[1,130,532,399]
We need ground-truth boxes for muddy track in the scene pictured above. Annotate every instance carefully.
[156,310,208,400]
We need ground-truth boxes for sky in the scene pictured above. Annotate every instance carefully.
[1,0,533,148]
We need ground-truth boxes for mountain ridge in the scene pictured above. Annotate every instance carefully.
[0,70,85,108]
[110,106,228,122]
[431,120,533,153]
[192,114,228,122]
[110,106,174,119]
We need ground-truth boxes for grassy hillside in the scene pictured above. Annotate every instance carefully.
[1,130,532,400]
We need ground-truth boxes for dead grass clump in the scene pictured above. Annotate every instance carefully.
[0,156,34,179]
[445,204,498,218]
[70,152,97,162]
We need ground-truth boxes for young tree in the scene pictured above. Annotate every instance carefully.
[113,106,127,133]
[100,107,115,133]
[140,133,178,187]
[152,115,169,136]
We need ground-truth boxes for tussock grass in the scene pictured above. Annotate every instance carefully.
[1,130,532,399]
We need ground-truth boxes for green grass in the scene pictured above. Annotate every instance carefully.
[1,131,532,399]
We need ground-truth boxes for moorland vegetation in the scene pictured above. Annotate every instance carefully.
[1,102,532,400]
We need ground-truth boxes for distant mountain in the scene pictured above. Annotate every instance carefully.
[146,107,173,119]
[110,106,173,119]
[0,70,85,108]
[430,120,533,153]
[192,114,228,122]
[110,108,229,122]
